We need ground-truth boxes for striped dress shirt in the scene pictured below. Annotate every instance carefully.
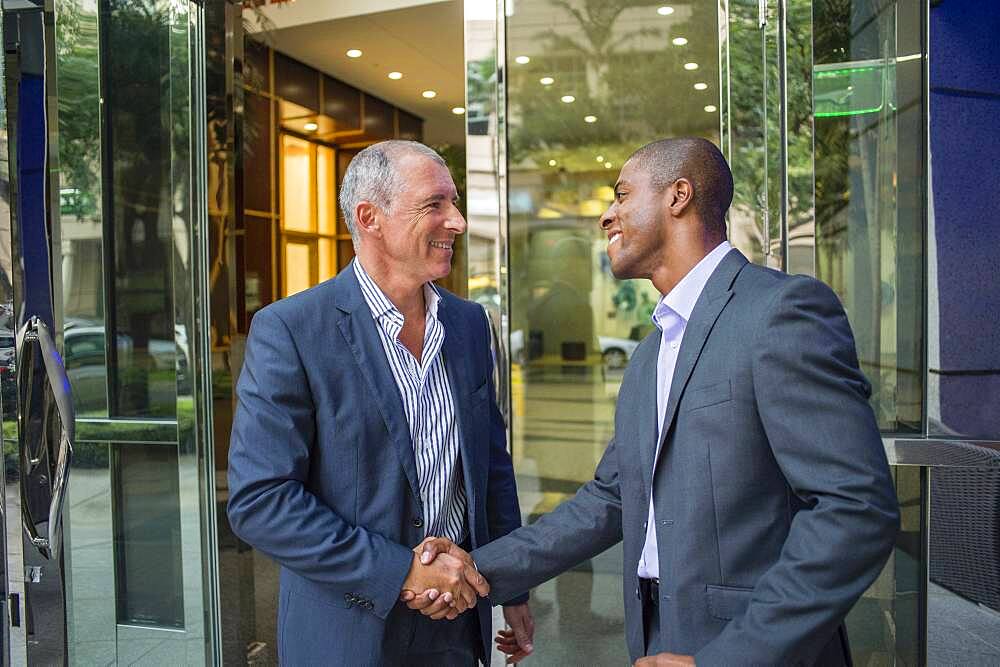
[353,260,467,543]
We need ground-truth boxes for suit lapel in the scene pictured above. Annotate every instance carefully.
[334,266,422,509]
[438,300,480,543]
[654,249,748,467]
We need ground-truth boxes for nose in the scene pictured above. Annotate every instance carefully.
[600,203,616,230]
[445,205,467,235]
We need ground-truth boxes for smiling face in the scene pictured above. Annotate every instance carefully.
[599,159,670,281]
[374,153,467,285]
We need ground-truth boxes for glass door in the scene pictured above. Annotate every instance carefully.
[1,0,220,663]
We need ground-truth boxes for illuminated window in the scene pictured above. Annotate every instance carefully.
[279,134,352,296]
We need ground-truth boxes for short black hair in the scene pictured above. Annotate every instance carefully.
[628,137,734,236]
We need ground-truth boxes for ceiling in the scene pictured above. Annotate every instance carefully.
[257,0,467,146]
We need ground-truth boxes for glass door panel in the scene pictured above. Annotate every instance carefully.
[48,0,219,663]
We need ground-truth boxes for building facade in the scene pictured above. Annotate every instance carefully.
[0,0,997,664]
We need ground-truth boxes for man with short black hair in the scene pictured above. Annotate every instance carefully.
[413,137,898,666]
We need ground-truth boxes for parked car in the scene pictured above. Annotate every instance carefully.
[509,322,654,369]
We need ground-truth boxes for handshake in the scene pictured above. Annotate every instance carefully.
[399,537,486,620]
[399,537,535,662]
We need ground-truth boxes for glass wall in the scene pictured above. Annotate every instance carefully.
[499,0,926,663]
[504,2,720,663]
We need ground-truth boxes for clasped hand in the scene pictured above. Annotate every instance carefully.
[399,537,488,620]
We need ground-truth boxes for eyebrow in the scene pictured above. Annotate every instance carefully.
[418,193,459,206]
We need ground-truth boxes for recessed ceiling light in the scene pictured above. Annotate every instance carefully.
[684,62,699,70]
[561,95,575,103]
[672,37,688,46]
[704,105,718,113]
[657,6,674,15]
[584,115,597,123]
[303,121,318,132]
[548,159,557,166]
[346,49,362,58]
[422,90,437,99]
[694,82,708,90]
[515,55,530,64]
[452,106,466,115]
[596,155,605,162]
[388,71,403,80]
[604,162,613,169]
[539,76,554,85]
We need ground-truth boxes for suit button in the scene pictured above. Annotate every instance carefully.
[344,593,353,604]
[413,517,424,528]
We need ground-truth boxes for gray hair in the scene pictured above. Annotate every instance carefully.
[338,140,447,244]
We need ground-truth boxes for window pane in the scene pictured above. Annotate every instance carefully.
[812,0,924,432]
[283,240,312,297]
[113,444,184,629]
[281,134,314,233]
[506,2,720,662]
[317,145,335,236]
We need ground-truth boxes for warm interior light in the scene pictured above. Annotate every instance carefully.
[303,121,318,132]
[346,49,362,58]
[388,71,403,80]
[514,55,530,64]
[604,162,613,169]
[704,105,718,113]
[596,155,605,162]
[584,115,597,123]
[422,90,437,99]
[694,82,708,90]
[684,62,699,70]
[452,107,466,115]
[539,76,554,85]
[561,95,575,103]
[672,37,688,46]
[548,159,557,166]
[657,6,674,15]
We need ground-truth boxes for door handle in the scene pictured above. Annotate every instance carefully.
[16,316,74,562]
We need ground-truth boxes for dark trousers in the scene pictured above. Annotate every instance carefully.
[640,578,663,657]
[381,601,482,666]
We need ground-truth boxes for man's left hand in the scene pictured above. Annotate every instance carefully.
[634,653,694,666]
[495,603,534,663]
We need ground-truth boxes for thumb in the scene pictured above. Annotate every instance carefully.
[400,589,415,602]
[420,538,449,564]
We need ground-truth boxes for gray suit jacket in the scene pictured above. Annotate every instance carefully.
[473,249,900,666]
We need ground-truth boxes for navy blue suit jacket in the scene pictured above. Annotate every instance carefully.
[227,263,523,664]
[474,250,900,665]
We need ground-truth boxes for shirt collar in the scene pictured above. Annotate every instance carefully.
[352,258,442,322]
[652,240,732,331]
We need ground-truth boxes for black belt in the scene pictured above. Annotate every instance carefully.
[639,577,660,605]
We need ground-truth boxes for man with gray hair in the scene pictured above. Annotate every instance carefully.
[228,140,534,665]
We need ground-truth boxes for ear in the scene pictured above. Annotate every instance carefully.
[668,178,694,216]
[355,201,381,238]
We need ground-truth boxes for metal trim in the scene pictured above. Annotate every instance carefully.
[75,418,177,445]
[885,437,1000,468]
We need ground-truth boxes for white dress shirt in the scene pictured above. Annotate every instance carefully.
[354,260,467,542]
[637,240,732,580]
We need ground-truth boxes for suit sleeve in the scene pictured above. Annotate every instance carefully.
[473,431,624,605]
[226,308,413,620]
[695,276,900,666]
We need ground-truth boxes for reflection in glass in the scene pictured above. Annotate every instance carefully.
[812,0,924,432]
[283,241,312,297]
[112,444,184,629]
[100,0,181,419]
[56,0,108,416]
[506,1,720,661]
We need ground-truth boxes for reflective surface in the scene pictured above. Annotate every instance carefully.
[504,1,720,661]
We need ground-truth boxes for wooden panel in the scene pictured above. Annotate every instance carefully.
[362,94,394,141]
[397,109,423,141]
[274,52,319,112]
[242,215,274,326]
[243,92,271,213]
[323,75,362,132]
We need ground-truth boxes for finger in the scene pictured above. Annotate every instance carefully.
[512,621,534,655]
[445,607,460,621]
[420,596,452,619]
[399,590,415,602]
[405,589,439,611]
[458,582,477,611]
[429,602,456,620]
[465,566,490,597]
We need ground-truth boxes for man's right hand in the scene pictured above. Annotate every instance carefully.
[400,538,489,619]
[400,537,488,619]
